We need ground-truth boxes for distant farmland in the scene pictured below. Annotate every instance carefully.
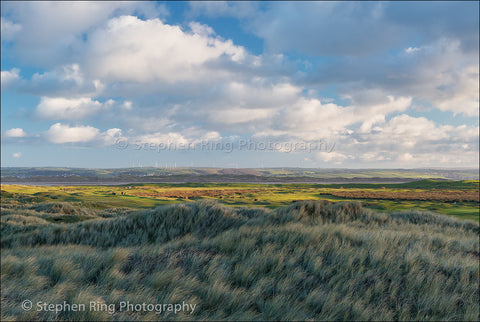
[2,179,478,221]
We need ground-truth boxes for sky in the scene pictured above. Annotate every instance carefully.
[1,1,479,169]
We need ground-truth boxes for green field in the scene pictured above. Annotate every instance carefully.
[2,180,479,221]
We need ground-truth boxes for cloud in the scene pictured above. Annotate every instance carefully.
[316,151,352,164]
[383,2,479,53]
[2,64,106,98]
[246,93,411,142]
[12,152,22,158]
[405,47,421,54]
[188,1,258,19]
[45,123,100,143]
[1,1,169,67]
[306,39,478,117]
[372,114,449,142]
[83,15,251,84]
[323,114,479,167]
[211,108,275,125]
[99,128,123,145]
[396,40,478,117]
[1,68,21,88]
[133,129,221,147]
[351,93,412,133]
[30,64,85,89]
[245,2,478,117]
[188,22,215,37]
[5,128,26,138]
[135,132,190,146]
[250,2,402,56]
[45,123,123,145]
[35,96,113,120]
[249,2,478,56]
[0,17,22,41]
[427,63,479,117]
[275,98,354,139]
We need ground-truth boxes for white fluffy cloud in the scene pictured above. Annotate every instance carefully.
[1,2,169,67]
[274,98,355,139]
[35,97,113,120]
[317,114,479,166]
[46,123,100,143]
[5,128,26,138]
[84,15,248,83]
[32,64,84,87]
[249,93,411,141]
[44,123,123,145]
[1,68,20,87]
[375,115,447,141]
[428,64,479,117]
[99,128,123,145]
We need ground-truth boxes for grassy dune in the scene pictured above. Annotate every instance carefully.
[1,200,479,321]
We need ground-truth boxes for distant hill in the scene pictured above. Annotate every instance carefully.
[1,167,478,183]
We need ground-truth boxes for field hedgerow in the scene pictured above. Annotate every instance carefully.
[1,200,479,321]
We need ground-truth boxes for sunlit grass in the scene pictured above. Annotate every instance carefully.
[2,180,478,221]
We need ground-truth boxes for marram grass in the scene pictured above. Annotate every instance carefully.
[1,200,479,321]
